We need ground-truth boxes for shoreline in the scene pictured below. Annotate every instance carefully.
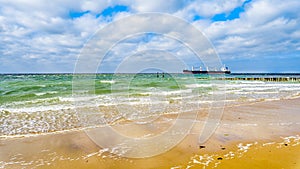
[2,95,300,140]
[184,135,300,169]
[2,95,299,139]
[1,97,300,168]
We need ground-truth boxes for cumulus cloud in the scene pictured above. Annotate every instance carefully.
[99,33,200,73]
[75,13,219,73]
[201,0,300,61]
[0,0,299,72]
[130,0,187,13]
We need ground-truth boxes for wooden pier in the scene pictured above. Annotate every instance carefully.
[212,77,300,82]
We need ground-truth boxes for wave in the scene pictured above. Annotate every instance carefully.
[100,80,116,84]
[1,74,300,137]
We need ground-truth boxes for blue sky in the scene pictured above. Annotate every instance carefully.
[0,0,300,73]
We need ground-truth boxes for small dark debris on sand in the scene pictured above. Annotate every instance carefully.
[221,147,226,150]
[284,143,288,146]
[199,145,206,149]
[217,157,223,160]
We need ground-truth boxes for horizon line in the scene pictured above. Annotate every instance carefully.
[1,72,300,75]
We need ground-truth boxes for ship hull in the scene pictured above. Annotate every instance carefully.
[183,70,231,74]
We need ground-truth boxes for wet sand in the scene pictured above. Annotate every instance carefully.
[1,98,300,168]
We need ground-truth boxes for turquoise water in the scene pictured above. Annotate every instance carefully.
[0,73,210,107]
[1,73,300,136]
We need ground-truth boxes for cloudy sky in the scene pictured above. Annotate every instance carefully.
[1,0,300,73]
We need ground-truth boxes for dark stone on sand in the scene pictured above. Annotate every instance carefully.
[217,157,223,160]
[284,143,288,146]
[221,147,226,150]
[199,145,206,149]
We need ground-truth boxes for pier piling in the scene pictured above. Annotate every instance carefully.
[207,77,300,82]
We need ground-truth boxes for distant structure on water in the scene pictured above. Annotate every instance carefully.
[183,65,231,74]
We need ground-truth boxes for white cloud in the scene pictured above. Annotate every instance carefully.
[81,0,110,14]
[0,0,300,72]
[200,0,300,60]
[130,0,187,13]
[77,13,217,73]
[174,0,245,21]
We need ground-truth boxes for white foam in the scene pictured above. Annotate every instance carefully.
[185,84,213,88]
[279,87,300,91]
[237,143,253,152]
[154,89,193,96]
[100,80,115,84]
[35,91,58,96]
[237,81,265,84]
[237,123,258,126]
[241,87,277,91]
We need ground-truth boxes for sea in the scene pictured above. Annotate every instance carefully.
[1,73,300,137]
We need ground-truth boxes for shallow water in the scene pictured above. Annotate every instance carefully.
[1,73,300,136]
[1,91,300,168]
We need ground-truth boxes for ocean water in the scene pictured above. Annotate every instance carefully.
[1,73,300,136]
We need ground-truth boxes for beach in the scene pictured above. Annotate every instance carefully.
[2,0,300,168]
[1,97,300,169]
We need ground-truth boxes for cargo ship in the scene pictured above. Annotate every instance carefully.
[183,65,231,74]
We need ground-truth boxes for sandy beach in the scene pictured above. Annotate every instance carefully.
[1,97,300,169]
[1,0,300,168]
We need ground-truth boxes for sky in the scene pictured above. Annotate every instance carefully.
[0,0,300,73]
